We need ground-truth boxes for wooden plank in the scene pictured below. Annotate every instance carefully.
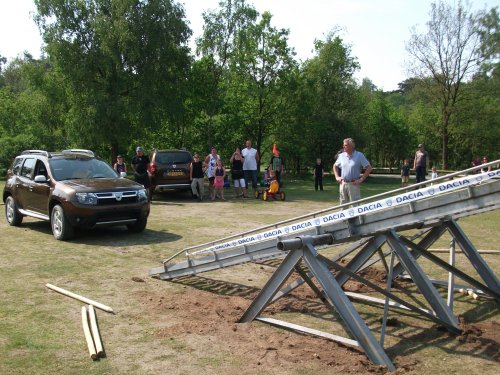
[256,316,359,347]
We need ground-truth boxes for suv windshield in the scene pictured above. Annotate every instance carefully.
[156,151,192,164]
[49,158,118,180]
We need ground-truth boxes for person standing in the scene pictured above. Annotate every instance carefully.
[313,158,324,191]
[333,138,372,205]
[230,147,248,198]
[204,147,220,200]
[114,155,127,175]
[481,156,492,173]
[401,159,410,187]
[131,147,152,200]
[269,144,284,185]
[430,166,438,180]
[242,139,260,195]
[213,159,226,201]
[413,144,429,184]
[190,153,204,201]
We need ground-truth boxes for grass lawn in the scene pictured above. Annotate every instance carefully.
[0,175,498,374]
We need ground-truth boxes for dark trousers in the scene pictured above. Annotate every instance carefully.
[415,166,426,183]
[315,176,323,191]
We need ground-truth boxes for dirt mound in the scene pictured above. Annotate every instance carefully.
[135,286,397,374]
[458,317,500,360]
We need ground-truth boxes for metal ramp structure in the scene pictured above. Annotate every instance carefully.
[149,164,500,370]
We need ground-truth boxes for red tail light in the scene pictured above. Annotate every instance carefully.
[149,162,156,174]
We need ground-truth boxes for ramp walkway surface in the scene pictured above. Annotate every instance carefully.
[150,164,500,281]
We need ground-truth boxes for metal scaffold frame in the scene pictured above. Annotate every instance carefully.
[149,163,500,369]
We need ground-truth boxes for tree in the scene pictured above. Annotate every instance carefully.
[405,0,487,169]
[33,0,191,159]
[227,10,297,163]
[291,31,359,171]
[195,0,257,150]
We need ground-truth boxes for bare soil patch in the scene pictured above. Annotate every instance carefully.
[135,281,401,374]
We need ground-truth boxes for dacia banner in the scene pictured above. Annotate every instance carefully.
[189,169,499,256]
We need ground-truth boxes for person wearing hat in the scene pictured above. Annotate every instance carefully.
[413,143,429,184]
[131,147,153,200]
[113,154,127,175]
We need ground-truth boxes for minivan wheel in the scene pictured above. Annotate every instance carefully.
[127,217,147,233]
[5,196,23,226]
[51,205,74,241]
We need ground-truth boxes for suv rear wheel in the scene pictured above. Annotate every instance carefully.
[51,205,75,240]
[5,196,23,226]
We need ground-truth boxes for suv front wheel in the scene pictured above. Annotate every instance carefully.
[5,196,23,226]
[51,205,75,240]
[127,217,147,233]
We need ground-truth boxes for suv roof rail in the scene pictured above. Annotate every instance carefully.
[21,150,51,157]
[61,149,95,157]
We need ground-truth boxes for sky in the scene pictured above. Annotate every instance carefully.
[1,0,498,91]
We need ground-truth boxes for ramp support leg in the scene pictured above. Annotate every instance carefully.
[300,237,396,371]
[446,220,500,297]
[386,231,459,329]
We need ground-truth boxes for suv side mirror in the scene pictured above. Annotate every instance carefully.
[120,172,127,178]
[34,175,48,183]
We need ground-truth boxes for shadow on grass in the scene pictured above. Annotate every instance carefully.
[14,220,182,246]
[169,274,340,320]
[384,299,500,363]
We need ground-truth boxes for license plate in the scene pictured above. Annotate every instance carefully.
[166,171,184,176]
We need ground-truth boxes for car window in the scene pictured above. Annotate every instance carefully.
[20,158,36,179]
[12,157,23,175]
[156,152,191,164]
[34,160,48,179]
[49,158,118,180]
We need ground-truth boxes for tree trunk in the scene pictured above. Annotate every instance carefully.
[111,143,118,165]
[442,112,450,169]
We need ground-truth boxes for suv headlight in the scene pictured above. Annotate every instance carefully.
[76,192,98,205]
[137,189,148,203]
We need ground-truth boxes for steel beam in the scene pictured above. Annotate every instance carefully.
[300,238,396,371]
[445,220,500,297]
[386,231,460,329]
[239,248,304,323]
[335,235,387,286]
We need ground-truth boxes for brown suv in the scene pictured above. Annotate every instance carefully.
[149,149,193,194]
[3,149,150,240]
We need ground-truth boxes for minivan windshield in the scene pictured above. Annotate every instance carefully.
[49,158,118,180]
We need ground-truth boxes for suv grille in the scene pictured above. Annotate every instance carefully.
[95,191,138,205]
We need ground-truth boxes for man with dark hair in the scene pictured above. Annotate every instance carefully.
[131,147,152,200]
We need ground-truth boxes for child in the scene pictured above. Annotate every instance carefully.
[213,159,226,201]
[313,158,324,191]
[114,155,127,175]
[267,169,279,194]
[430,166,438,185]
[401,159,410,187]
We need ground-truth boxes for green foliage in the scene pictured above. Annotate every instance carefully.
[33,0,192,159]
[0,1,497,172]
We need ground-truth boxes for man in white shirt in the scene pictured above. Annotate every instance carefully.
[242,139,260,194]
[334,138,372,205]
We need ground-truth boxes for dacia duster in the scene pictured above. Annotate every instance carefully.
[3,149,150,240]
